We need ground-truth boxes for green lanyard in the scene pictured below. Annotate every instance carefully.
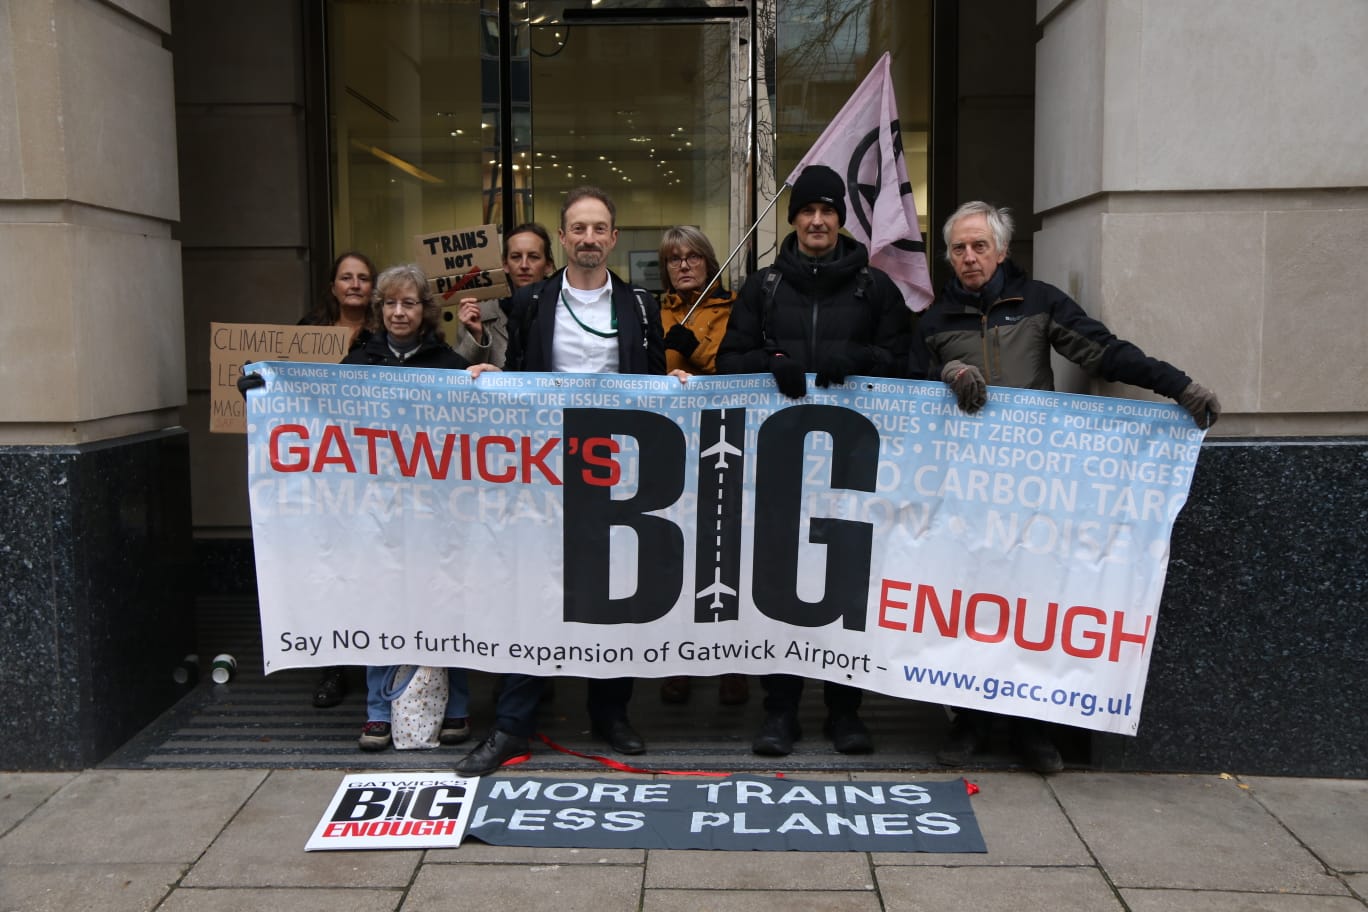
[560,289,618,339]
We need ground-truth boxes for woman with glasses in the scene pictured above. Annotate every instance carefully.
[654,226,748,706]
[342,263,498,752]
[658,226,737,376]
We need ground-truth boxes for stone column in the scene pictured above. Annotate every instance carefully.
[0,0,193,769]
[1034,0,1368,774]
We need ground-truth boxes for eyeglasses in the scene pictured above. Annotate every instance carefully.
[382,298,422,310]
[666,253,704,268]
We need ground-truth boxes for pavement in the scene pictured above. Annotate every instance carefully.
[1,766,1364,911]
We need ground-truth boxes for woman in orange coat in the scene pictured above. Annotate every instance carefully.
[655,226,746,706]
[658,226,736,376]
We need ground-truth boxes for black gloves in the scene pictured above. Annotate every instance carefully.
[770,353,807,399]
[941,359,987,413]
[1178,381,1221,429]
[236,368,265,397]
[664,324,700,357]
[814,348,862,388]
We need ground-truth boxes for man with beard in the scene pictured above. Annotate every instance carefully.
[456,186,666,776]
[716,164,912,757]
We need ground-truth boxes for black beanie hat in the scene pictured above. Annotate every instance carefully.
[787,165,847,226]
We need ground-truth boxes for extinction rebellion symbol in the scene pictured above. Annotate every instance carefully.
[845,119,926,255]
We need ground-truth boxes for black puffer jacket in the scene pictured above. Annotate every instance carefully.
[715,232,910,377]
[909,259,1191,397]
[341,331,470,370]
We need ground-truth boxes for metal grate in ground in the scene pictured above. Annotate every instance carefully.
[102,596,1040,772]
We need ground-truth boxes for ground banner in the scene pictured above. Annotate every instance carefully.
[468,775,984,852]
[245,362,1207,734]
[305,773,983,853]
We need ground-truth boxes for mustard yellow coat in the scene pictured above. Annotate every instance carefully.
[660,286,736,375]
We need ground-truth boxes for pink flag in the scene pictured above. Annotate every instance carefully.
[786,52,934,312]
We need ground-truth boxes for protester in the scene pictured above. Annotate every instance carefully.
[456,186,670,776]
[299,250,376,709]
[301,250,375,347]
[452,222,556,368]
[910,200,1221,773]
[654,225,747,707]
[343,263,498,752]
[716,165,912,756]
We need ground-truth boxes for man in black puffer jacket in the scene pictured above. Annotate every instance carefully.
[717,164,912,758]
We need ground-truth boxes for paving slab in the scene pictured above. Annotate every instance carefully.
[0,773,74,835]
[429,842,644,864]
[876,865,1123,911]
[157,886,401,911]
[642,888,882,912]
[0,862,183,912]
[1345,873,1368,900]
[402,861,643,911]
[0,770,264,865]
[645,849,873,890]
[1050,773,1348,895]
[867,772,1090,867]
[1119,888,1368,911]
[183,769,421,888]
[1243,777,1368,873]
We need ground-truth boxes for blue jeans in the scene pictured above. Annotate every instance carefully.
[365,666,469,723]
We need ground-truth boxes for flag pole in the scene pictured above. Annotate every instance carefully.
[680,183,790,325]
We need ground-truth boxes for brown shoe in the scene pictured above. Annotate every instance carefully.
[660,676,691,704]
[718,674,749,705]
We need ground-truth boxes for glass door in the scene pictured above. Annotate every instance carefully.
[522,2,753,291]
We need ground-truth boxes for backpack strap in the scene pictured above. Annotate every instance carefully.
[630,286,654,351]
[759,268,782,347]
[855,266,872,300]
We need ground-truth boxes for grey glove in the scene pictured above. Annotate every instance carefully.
[941,359,987,414]
[1178,381,1221,429]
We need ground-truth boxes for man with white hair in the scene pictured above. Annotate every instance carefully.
[910,200,1221,772]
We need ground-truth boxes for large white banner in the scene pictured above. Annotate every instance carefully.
[245,362,1207,734]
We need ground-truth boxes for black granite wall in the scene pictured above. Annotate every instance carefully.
[0,430,195,770]
[1092,439,1367,777]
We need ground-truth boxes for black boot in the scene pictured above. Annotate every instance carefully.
[752,711,801,756]
[312,667,347,708]
[824,712,873,754]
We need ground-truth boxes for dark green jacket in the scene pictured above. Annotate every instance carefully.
[910,260,1191,397]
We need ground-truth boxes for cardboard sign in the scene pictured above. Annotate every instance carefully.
[208,322,353,434]
[429,267,510,304]
[415,224,508,303]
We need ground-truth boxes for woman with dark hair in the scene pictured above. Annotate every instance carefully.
[654,226,747,706]
[304,250,377,709]
[453,222,555,368]
[303,250,377,345]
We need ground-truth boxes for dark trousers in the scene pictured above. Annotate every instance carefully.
[587,677,634,725]
[760,674,861,715]
[494,674,543,737]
